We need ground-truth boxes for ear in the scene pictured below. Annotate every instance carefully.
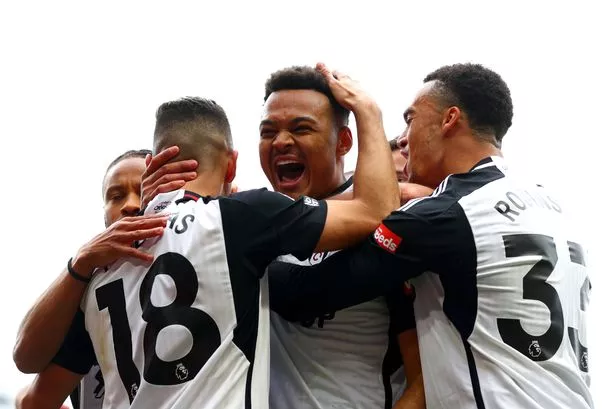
[224,150,238,184]
[336,126,353,157]
[442,106,461,136]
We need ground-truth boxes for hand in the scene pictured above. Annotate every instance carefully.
[71,214,169,277]
[141,146,199,209]
[315,62,378,113]
[399,183,433,205]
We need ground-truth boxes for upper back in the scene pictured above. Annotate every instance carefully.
[391,157,592,408]
[83,188,327,409]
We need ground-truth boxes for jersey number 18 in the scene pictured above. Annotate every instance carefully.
[95,252,222,403]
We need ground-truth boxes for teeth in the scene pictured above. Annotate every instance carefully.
[277,160,300,166]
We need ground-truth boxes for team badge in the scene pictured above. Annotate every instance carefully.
[529,340,542,358]
[176,363,189,381]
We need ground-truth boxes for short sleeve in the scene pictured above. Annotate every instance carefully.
[368,199,476,276]
[222,189,328,264]
[386,281,416,335]
[51,309,97,375]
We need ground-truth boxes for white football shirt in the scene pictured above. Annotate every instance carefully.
[268,178,412,409]
[311,156,593,409]
[58,188,328,409]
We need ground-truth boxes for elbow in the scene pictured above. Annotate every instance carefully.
[13,342,43,374]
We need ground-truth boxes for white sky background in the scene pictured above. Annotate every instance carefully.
[0,1,613,407]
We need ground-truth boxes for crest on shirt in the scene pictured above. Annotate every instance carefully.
[176,363,189,381]
[529,340,542,358]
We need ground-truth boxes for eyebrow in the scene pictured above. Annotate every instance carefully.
[259,116,318,128]
[104,185,125,196]
[289,116,317,126]
[403,107,416,120]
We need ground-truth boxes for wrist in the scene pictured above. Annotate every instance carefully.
[352,101,382,122]
[70,252,94,279]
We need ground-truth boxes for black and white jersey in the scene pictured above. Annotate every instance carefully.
[268,178,413,409]
[58,189,327,409]
[302,156,593,408]
[55,310,104,409]
[70,366,104,409]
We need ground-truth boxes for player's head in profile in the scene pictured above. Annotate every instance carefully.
[153,97,238,196]
[260,65,353,199]
[389,137,407,182]
[398,63,513,188]
[102,149,151,227]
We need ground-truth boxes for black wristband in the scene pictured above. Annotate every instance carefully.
[68,258,91,283]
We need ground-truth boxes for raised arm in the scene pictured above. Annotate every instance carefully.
[313,63,399,252]
[13,214,167,373]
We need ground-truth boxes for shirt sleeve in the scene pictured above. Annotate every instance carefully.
[368,199,476,277]
[386,281,417,335]
[222,189,328,266]
[51,309,97,375]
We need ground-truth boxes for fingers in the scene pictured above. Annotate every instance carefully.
[118,214,169,228]
[156,180,188,194]
[118,247,156,263]
[146,161,198,186]
[143,146,180,178]
[316,62,335,82]
[332,70,350,81]
[145,153,152,167]
[123,227,166,241]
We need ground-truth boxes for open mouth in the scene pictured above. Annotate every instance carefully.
[275,160,306,186]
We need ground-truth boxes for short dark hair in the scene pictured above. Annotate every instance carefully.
[105,149,151,175]
[389,138,400,152]
[424,63,513,145]
[102,149,151,196]
[264,66,350,128]
[153,97,233,170]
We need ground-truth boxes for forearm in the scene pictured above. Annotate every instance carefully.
[353,105,400,219]
[394,374,426,409]
[16,364,83,409]
[269,249,403,321]
[14,268,87,373]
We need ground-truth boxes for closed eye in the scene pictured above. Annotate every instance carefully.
[293,126,313,134]
[260,129,276,139]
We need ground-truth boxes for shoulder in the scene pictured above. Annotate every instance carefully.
[221,188,293,208]
[398,161,506,220]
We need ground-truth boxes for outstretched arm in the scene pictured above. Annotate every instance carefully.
[16,364,84,409]
[13,214,167,373]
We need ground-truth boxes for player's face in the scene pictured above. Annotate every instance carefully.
[399,83,447,188]
[102,157,145,227]
[259,89,348,200]
[392,148,407,182]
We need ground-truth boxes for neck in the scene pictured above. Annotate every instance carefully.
[321,166,347,199]
[441,136,501,179]
[183,173,226,198]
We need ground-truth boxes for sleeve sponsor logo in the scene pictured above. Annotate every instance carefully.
[373,224,402,253]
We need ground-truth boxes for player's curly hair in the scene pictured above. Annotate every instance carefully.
[424,63,513,146]
[264,66,350,128]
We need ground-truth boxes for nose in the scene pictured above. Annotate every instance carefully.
[121,192,141,217]
[271,131,294,152]
[397,132,408,150]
